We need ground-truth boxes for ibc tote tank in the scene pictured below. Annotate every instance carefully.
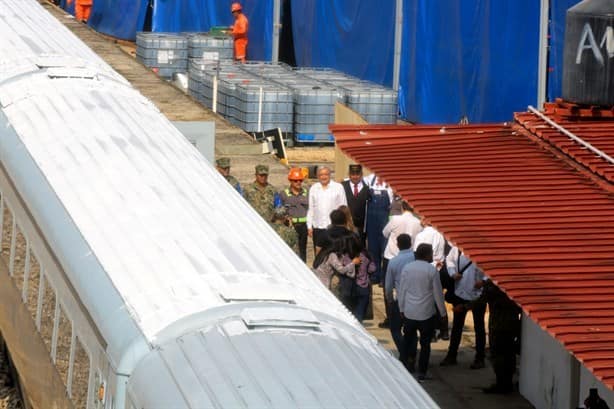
[562,0,614,105]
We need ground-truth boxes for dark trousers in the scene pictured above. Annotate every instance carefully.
[403,315,436,375]
[490,330,517,389]
[294,222,308,262]
[366,207,388,281]
[387,300,405,361]
[312,228,326,251]
[447,300,486,360]
[381,258,390,321]
[352,285,370,322]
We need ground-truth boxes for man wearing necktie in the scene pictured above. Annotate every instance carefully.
[341,164,370,244]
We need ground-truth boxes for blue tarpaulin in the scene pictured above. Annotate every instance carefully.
[88,0,148,41]
[63,0,577,123]
[152,0,273,61]
[291,0,395,86]
[399,0,541,124]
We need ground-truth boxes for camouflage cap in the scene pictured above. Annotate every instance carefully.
[255,164,269,175]
[216,157,231,168]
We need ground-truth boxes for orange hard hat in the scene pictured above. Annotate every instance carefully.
[288,168,304,181]
[231,2,242,12]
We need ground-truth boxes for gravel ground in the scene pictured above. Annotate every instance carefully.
[0,351,22,409]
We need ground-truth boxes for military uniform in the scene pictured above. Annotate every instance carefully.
[270,222,298,253]
[244,165,277,221]
[225,174,242,195]
[216,157,242,195]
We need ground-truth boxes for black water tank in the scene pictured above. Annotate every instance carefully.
[562,0,614,105]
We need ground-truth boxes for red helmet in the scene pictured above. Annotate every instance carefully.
[288,168,304,181]
[231,2,242,12]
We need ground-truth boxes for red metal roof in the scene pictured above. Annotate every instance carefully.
[515,103,614,184]
[331,117,614,389]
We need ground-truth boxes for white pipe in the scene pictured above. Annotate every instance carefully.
[528,105,614,165]
[212,74,218,113]
[537,0,549,109]
[392,0,403,91]
[257,86,263,132]
[272,0,281,63]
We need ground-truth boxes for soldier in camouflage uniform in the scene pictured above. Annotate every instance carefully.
[244,164,277,221]
[216,157,242,195]
[269,207,298,254]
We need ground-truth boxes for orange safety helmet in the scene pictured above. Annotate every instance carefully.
[288,168,305,181]
[231,2,242,12]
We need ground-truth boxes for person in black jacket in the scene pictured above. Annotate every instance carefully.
[341,164,369,244]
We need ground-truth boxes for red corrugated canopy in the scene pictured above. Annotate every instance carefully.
[331,111,614,389]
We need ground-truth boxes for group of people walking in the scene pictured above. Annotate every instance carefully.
[216,157,522,392]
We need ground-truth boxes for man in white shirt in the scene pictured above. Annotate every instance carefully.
[306,166,347,253]
[379,201,423,329]
[413,221,445,269]
[440,246,487,369]
[398,243,447,380]
[383,201,423,262]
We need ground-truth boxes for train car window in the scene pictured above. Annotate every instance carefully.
[71,336,91,409]
[12,225,27,293]
[55,306,72,386]
[26,249,41,322]
[40,276,56,353]
[1,204,13,267]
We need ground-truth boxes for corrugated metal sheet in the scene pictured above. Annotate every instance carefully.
[128,311,438,408]
[515,108,614,183]
[331,118,614,390]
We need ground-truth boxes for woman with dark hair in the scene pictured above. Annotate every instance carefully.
[313,236,360,301]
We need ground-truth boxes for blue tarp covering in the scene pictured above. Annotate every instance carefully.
[152,0,273,61]
[291,0,395,86]
[399,0,541,124]
[88,0,148,41]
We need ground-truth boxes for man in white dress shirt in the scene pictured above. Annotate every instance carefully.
[440,246,487,369]
[306,166,347,254]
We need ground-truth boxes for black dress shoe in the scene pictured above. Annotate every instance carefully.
[470,358,485,369]
[439,356,457,366]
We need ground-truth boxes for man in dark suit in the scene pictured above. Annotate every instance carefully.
[341,164,370,243]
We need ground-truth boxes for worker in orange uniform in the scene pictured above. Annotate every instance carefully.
[67,0,92,23]
[230,2,249,63]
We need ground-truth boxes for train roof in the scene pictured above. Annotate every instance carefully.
[128,306,437,408]
[0,0,358,368]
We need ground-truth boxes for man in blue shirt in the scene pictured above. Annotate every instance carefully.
[398,243,447,380]
[384,234,415,370]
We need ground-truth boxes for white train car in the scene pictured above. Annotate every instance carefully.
[0,1,438,408]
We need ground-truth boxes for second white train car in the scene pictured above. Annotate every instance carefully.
[0,0,439,408]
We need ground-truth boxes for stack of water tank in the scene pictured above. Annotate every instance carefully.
[187,61,398,142]
[296,68,398,124]
[188,61,293,132]
[240,63,344,142]
[188,34,233,61]
[136,33,188,79]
